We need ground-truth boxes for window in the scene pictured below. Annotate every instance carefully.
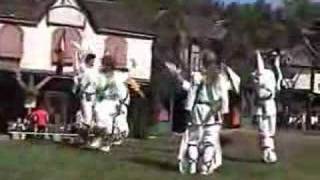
[52,28,81,66]
[104,36,128,69]
[0,25,23,59]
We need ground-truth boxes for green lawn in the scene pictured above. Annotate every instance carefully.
[0,129,319,180]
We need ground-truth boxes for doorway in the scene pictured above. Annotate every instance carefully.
[43,91,70,131]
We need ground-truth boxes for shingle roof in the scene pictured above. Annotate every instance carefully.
[286,45,314,68]
[0,0,226,40]
[79,0,155,38]
[0,0,56,26]
[0,0,156,37]
[301,18,320,66]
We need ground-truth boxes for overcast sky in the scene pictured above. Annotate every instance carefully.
[220,0,283,7]
[221,0,320,6]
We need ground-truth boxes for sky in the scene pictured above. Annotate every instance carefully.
[222,0,320,5]
[222,0,258,3]
[221,0,283,7]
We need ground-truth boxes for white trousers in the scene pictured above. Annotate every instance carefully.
[95,100,118,134]
[114,107,129,138]
[95,100,128,134]
[87,99,118,149]
[255,114,276,150]
[178,124,222,173]
[80,94,95,126]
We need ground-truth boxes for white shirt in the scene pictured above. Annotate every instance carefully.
[251,69,277,115]
[184,73,229,114]
[79,66,99,94]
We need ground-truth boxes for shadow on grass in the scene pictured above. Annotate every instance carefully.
[140,146,176,154]
[221,136,233,146]
[223,155,261,164]
[129,157,177,172]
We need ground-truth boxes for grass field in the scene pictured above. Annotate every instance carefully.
[0,129,319,180]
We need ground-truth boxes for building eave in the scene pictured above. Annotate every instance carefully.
[97,27,156,40]
[288,65,320,70]
[0,17,38,27]
[20,68,150,84]
[20,68,74,77]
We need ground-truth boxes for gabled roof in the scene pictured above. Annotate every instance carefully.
[302,19,320,36]
[79,0,155,38]
[0,0,155,38]
[0,0,226,40]
[0,0,56,26]
[286,45,314,68]
[300,18,320,67]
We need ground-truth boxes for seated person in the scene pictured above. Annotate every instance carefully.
[8,118,27,140]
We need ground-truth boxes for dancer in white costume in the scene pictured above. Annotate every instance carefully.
[176,50,229,175]
[77,54,98,127]
[112,72,130,145]
[72,43,100,146]
[250,50,282,163]
[90,56,130,152]
[72,41,99,128]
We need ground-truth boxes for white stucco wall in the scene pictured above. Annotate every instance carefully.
[292,70,320,94]
[127,38,153,80]
[0,21,67,71]
[74,21,153,80]
[293,70,311,90]
[313,72,320,94]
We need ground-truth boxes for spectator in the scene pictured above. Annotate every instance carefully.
[31,105,49,134]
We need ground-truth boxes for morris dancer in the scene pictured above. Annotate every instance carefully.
[73,43,99,146]
[90,56,130,152]
[113,74,131,145]
[176,50,229,175]
[250,50,282,163]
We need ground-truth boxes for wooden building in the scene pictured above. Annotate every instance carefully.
[281,18,320,129]
[0,0,155,133]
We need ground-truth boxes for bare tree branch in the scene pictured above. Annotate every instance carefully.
[36,76,53,90]
[14,70,27,90]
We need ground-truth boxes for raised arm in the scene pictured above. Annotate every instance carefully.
[165,61,199,91]
[72,41,86,75]
[126,78,145,98]
[274,56,283,91]
[219,76,230,115]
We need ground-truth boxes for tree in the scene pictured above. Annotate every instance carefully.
[283,0,317,25]
[15,71,52,114]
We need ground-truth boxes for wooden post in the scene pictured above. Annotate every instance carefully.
[187,43,192,80]
[307,67,315,130]
[302,32,319,131]
[15,72,53,117]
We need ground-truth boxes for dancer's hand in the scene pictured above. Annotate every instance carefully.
[165,62,181,75]
[126,78,145,98]
[191,72,203,85]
